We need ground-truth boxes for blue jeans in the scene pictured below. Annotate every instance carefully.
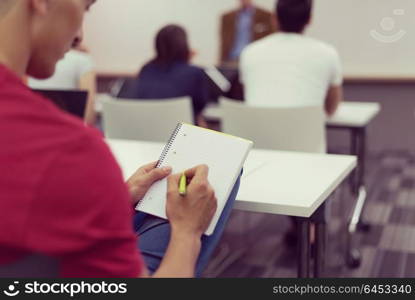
[133,175,240,277]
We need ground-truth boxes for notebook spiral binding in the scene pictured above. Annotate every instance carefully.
[136,123,183,209]
[156,122,183,168]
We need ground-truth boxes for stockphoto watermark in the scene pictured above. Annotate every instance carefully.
[2,281,127,297]
[370,9,406,43]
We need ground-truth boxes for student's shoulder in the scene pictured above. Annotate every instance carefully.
[304,36,339,57]
[242,34,275,57]
[10,88,117,189]
[140,61,156,71]
[174,63,205,79]
[20,89,105,156]
[186,64,205,75]
[140,61,169,76]
[37,112,121,198]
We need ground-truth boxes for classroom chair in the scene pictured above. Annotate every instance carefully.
[220,97,326,153]
[101,97,192,142]
[220,97,332,275]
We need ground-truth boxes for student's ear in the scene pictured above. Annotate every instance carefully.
[30,0,49,15]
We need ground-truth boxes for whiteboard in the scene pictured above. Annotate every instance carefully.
[84,0,415,78]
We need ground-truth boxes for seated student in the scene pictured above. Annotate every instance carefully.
[0,0,238,278]
[240,0,343,116]
[240,0,343,245]
[28,44,97,127]
[120,25,209,128]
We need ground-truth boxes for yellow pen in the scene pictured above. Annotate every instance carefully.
[179,173,187,196]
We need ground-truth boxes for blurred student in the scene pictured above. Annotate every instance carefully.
[0,0,238,278]
[240,0,343,116]
[120,25,209,128]
[240,0,343,245]
[29,44,97,126]
[220,0,274,64]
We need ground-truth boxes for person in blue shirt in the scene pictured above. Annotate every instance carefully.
[220,0,274,64]
[121,25,209,127]
[218,0,273,100]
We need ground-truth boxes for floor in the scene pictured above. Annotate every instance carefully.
[202,148,415,278]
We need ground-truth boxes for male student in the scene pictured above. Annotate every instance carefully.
[0,0,238,277]
[220,0,274,64]
[240,0,343,245]
[240,0,343,116]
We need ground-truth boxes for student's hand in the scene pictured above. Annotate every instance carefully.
[127,162,172,205]
[196,115,209,128]
[166,165,217,237]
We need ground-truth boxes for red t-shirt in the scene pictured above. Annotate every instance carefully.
[0,65,143,277]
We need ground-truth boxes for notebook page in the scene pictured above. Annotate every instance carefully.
[137,123,252,235]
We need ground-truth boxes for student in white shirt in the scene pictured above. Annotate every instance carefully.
[29,45,97,126]
[240,0,343,246]
[240,0,343,117]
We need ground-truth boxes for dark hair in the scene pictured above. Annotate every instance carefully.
[276,0,313,33]
[152,25,190,64]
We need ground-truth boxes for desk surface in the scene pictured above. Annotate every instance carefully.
[107,139,356,218]
[326,102,381,128]
[204,102,381,128]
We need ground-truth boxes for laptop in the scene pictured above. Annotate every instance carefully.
[32,89,88,119]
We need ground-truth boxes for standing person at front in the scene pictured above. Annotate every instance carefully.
[220,0,274,65]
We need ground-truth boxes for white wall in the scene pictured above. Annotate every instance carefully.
[84,0,415,77]
[307,0,415,78]
[84,0,273,74]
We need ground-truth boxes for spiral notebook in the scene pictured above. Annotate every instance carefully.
[136,123,253,235]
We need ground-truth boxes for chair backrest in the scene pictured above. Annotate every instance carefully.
[220,97,326,153]
[116,77,139,98]
[102,97,193,142]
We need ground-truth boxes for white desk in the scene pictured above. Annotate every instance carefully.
[204,101,381,268]
[106,139,356,277]
[326,102,380,128]
[234,149,356,218]
[107,139,356,218]
[204,102,380,128]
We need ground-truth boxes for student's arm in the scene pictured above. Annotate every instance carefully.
[127,164,217,278]
[325,49,343,117]
[152,166,216,277]
[325,85,343,117]
[192,69,210,128]
[79,70,97,126]
[196,115,209,128]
